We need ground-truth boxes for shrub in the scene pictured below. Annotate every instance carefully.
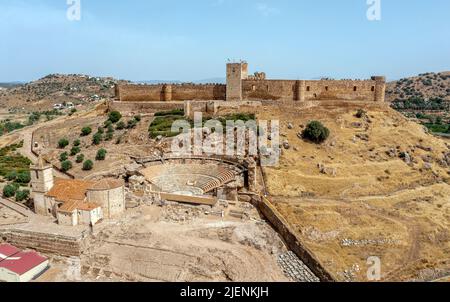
[3,184,17,198]
[108,111,122,124]
[69,108,77,116]
[60,152,69,162]
[5,171,17,181]
[97,127,104,134]
[83,160,94,171]
[76,154,85,163]
[58,138,69,149]
[116,121,126,130]
[96,149,107,161]
[92,133,103,145]
[70,146,81,156]
[355,109,367,119]
[16,171,31,184]
[302,121,330,144]
[107,125,115,133]
[15,190,30,202]
[104,120,113,128]
[81,127,92,136]
[134,115,142,122]
[127,119,137,129]
[61,160,73,172]
[105,132,114,141]
[154,109,184,117]
[73,139,81,147]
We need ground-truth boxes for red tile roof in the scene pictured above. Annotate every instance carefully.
[0,244,20,260]
[89,178,124,190]
[46,178,95,202]
[0,251,48,275]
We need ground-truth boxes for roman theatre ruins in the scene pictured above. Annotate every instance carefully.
[131,155,256,206]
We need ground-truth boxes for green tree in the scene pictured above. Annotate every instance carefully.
[127,119,137,129]
[108,111,122,124]
[76,154,85,163]
[92,133,103,145]
[81,126,92,136]
[105,132,114,141]
[70,146,81,156]
[116,121,126,130]
[83,160,94,171]
[73,139,81,147]
[15,190,30,202]
[58,138,69,149]
[5,171,17,181]
[104,120,113,128]
[16,171,31,184]
[96,149,107,161]
[302,121,330,144]
[60,152,69,162]
[61,160,73,172]
[3,184,17,198]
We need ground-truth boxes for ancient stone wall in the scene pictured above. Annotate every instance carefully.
[114,62,385,103]
[257,197,336,282]
[184,100,261,119]
[242,79,384,102]
[1,229,86,257]
[116,84,226,102]
[109,101,184,114]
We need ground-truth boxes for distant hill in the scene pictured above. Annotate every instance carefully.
[386,72,450,102]
[0,82,24,89]
[0,74,128,111]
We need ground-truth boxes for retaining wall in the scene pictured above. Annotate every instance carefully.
[257,197,336,282]
[0,229,87,257]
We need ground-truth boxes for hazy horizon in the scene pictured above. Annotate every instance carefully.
[1,0,450,82]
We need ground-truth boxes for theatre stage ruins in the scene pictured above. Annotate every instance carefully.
[1,61,448,282]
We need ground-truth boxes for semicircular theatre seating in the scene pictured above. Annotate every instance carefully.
[141,164,238,195]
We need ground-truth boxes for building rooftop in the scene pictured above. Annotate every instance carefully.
[0,244,20,259]
[46,178,95,202]
[58,199,100,213]
[89,178,124,190]
[0,250,48,275]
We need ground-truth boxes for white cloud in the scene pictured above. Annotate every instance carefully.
[256,3,280,17]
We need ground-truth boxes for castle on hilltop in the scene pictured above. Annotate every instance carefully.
[114,61,386,103]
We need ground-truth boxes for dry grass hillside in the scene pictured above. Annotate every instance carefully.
[0,74,126,112]
[258,101,450,281]
[386,72,450,102]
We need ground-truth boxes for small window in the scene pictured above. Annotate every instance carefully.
[325,86,329,91]
[306,86,310,92]
[354,86,357,92]
[266,85,270,91]
[371,86,375,92]
[35,171,39,179]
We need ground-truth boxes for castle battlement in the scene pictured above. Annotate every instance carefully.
[115,61,386,103]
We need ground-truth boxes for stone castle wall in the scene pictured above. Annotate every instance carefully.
[115,62,386,103]
[1,229,86,257]
[117,83,226,102]
[242,78,385,102]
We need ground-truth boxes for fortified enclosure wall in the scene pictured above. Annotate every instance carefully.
[242,78,385,102]
[115,62,386,103]
[116,83,226,102]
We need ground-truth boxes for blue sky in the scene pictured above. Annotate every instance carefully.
[1,0,450,82]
